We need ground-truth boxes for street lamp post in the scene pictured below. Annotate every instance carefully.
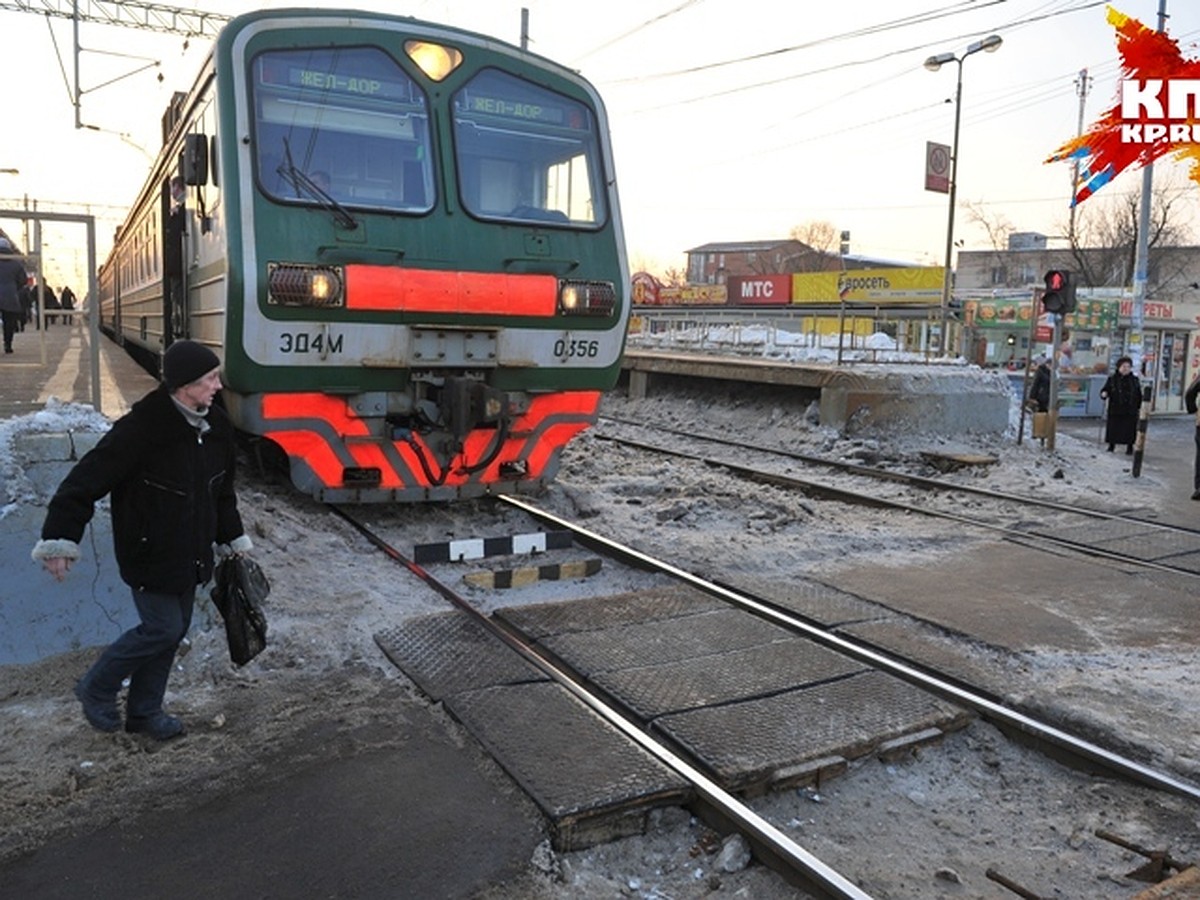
[925,34,1002,357]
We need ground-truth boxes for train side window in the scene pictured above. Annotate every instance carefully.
[452,68,605,227]
[250,47,435,214]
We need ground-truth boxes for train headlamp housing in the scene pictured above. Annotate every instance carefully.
[267,263,345,307]
[558,279,617,317]
[405,41,463,82]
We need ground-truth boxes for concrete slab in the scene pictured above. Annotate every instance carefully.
[449,681,691,851]
[652,670,967,793]
[373,610,547,701]
[724,574,896,627]
[827,541,1200,654]
[496,584,725,639]
[537,607,794,676]
[591,638,867,719]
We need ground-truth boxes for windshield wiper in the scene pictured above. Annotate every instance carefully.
[276,138,358,231]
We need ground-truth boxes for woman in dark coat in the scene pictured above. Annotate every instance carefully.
[1100,355,1142,454]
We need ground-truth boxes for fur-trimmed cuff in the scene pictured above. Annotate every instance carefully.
[230,534,253,554]
[32,538,81,563]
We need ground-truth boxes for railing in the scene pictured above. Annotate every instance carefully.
[628,305,957,365]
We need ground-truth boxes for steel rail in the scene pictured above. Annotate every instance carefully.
[500,494,1200,805]
[597,415,1200,536]
[327,503,874,900]
[596,431,1200,580]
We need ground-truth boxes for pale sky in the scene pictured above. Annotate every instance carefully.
[2,0,1199,290]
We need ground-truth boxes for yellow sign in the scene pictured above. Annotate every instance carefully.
[791,267,945,304]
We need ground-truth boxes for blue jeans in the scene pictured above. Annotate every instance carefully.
[79,586,195,719]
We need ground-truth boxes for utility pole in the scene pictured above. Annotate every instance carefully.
[1067,69,1090,249]
[1130,0,1168,478]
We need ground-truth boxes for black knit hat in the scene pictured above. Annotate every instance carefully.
[163,340,220,390]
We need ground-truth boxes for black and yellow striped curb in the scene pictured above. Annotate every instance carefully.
[463,557,602,589]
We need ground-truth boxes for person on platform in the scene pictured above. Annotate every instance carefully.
[59,285,76,321]
[0,237,28,353]
[41,283,61,326]
[1099,355,1142,455]
[165,176,187,343]
[1186,374,1200,501]
[31,340,253,740]
[1028,355,1052,413]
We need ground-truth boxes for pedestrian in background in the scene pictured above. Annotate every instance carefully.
[165,175,187,343]
[0,237,28,353]
[1099,355,1141,455]
[59,285,76,322]
[1029,355,1052,413]
[32,340,254,740]
[41,283,61,325]
[1186,373,1200,501]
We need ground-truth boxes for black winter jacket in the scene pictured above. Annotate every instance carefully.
[41,386,245,592]
[1100,371,1141,417]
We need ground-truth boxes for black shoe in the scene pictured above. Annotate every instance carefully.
[126,713,185,741]
[1192,490,1200,501]
[1126,446,1134,455]
[74,682,121,733]
[1106,444,1114,452]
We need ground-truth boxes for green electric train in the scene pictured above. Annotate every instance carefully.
[99,8,629,502]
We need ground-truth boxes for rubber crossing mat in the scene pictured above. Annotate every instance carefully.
[588,638,868,720]
[374,610,547,701]
[375,608,690,851]
[652,669,969,793]
[722,574,897,628]
[450,681,690,851]
[495,584,727,640]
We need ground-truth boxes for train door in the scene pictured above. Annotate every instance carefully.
[162,175,187,344]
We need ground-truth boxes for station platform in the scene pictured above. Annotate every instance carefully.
[622,348,1013,433]
[0,316,159,421]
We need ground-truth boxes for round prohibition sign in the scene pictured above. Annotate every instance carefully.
[928,144,950,175]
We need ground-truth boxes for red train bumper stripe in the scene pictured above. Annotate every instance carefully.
[261,391,600,489]
[344,266,558,316]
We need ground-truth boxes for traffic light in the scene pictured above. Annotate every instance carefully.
[1042,269,1076,314]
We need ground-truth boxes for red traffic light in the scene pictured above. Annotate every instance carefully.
[1042,269,1076,314]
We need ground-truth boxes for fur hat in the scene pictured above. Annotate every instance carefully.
[163,340,220,390]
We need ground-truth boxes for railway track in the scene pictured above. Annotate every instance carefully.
[595,415,1200,580]
[329,498,1200,899]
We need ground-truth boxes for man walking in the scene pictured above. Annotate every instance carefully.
[32,340,253,739]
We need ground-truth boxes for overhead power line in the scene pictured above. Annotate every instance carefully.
[0,0,229,37]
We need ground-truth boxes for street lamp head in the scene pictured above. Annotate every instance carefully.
[0,168,19,176]
[967,34,1003,56]
[924,52,956,72]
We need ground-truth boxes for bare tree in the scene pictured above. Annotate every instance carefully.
[661,266,688,287]
[1061,172,1196,289]
[785,220,840,273]
[963,200,1015,252]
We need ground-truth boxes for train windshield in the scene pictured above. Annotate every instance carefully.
[452,69,606,227]
[252,47,435,213]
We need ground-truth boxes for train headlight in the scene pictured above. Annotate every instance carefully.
[268,264,345,307]
[558,279,617,316]
[405,41,463,82]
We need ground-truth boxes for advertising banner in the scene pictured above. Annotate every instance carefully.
[792,267,945,304]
